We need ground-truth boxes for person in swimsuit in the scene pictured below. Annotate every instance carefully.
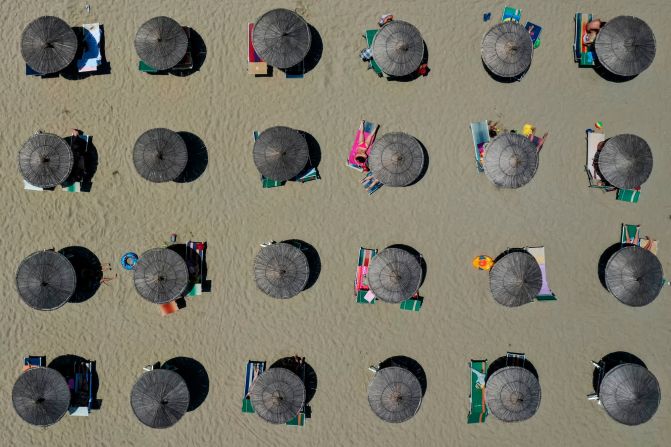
[583,19,604,45]
[354,120,380,165]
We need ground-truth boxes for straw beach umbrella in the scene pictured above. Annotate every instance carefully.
[371,21,424,76]
[18,133,74,188]
[368,133,425,186]
[595,16,656,77]
[489,251,542,307]
[481,22,533,78]
[133,128,188,183]
[368,366,422,423]
[368,248,422,303]
[131,369,190,429]
[21,16,77,74]
[486,366,541,422]
[596,134,653,189]
[252,9,311,69]
[253,243,309,299]
[134,16,188,70]
[13,367,70,427]
[250,367,305,424]
[599,364,660,425]
[253,127,309,182]
[604,245,664,307]
[133,248,189,304]
[484,133,539,188]
[16,250,76,310]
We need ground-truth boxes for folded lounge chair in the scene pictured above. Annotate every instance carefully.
[526,246,556,301]
[470,121,489,173]
[248,23,269,76]
[242,360,266,413]
[77,23,102,73]
[574,13,596,67]
[585,131,613,190]
[467,359,488,423]
[23,355,46,372]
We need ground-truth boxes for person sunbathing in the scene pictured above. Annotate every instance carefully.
[583,19,604,45]
[361,173,382,192]
[354,120,379,164]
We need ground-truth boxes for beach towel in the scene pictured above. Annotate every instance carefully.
[186,241,205,296]
[586,132,610,188]
[355,247,378,303]
[348,121,378,171]
[365,30,384,76]
[574,13,596,66]
[501,6,522,23]
[467,360,488,424]
[248,23,269,75]
[525,22,542,48]
[526,246,556,301]
[242,360,266,413]
[470,121,489,172]
[616,188,640,203]
[77,23,102,72]
[399,294,422,311]
[362,171,383,195]
[621,224,641,246]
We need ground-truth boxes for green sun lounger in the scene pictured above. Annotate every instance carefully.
[365,30,383,76]
[468,359,488,423]
[400,295,423,311]
[616,188,640,203]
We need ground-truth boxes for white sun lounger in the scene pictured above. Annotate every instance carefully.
[586,132,606,187]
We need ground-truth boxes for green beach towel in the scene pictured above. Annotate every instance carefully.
[616,189,640,203]
[365,30,383,76]
[468,359,488,423]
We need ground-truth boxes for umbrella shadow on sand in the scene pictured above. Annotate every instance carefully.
[406,138,429,186]
[592,351,647,393]
[387,244,427,287]
[283,24,323,76]
[171,28,207,77]
[270,357,318,404]
[593,64,637,83]
[598,243,626,290]
[63,132,99,192]
[166,243,208,293]
[58,246,103,304]
[482,59,526,84]
[48,354,101,409]
[380,356,427,396]
[486,355,539,382]
[300,131,322,170]
[283,239,321,291]
[175,132,208,183]
[163,357,209,412]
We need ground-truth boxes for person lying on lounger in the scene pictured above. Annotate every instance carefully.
[354,120,380,164]
[583,19,604,45]
[361,173,382,192]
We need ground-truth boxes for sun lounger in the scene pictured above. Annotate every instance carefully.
[364,30,384,76]
[69,360,94,416]
[526,246,556,301]
[248,23,269,76]
[621,224,641,246]
[23,180,44,191]
[348,121,378,171]
[362,171,383,195]
[285,60,305,79]
[355,247,378,303]
[501,6,522,23]
[507,352,526,367]
[616,188,640,203]
[23,355,46,372]
[585,132,612,189]
[242,360,266,413]
[467,359,488,423]
[525,21,542,48]
[470,121,489,172]
[172,27,194,71]
[399,294,423,311]
[77,23,102,72]
[296,167,319,182]
[139,60,159,73]
[159,301,179,316]
[574,13,596,66]
[186,241,206,296]
[61,133,90,193]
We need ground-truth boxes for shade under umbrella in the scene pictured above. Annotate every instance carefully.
[489,251,542,307]
[599,364,660,425]
[133,128,188,183]
[21,16,77,74]
[252,9,311,69]
[368,366,422,423]
[481,21,533,78]
[605,245,664,307]
[250,367,305,424]
[486,366,541,422]
[134,16,188,70]
[16,250,76,310]
[131,369,190,429]
[595,16,656,77]
[19,133,74,188]
[253,126,309,182]
[371,20,424,77]
[597,134,653,189]
[13,367,70,427]
[484,133,539,188]
[368,132,425,187]
[253,243,309,299]
[133,248,189,304]
[368,248,422,303]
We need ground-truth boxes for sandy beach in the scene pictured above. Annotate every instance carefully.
[1,0,670,445]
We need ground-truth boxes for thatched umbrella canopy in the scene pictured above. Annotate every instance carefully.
[489,251,542,307]
[599,364,660,425]
[250,367,305,424]
[253,243,309,299]
[131,369,190,429]
[371,20,424,77]
[252,9,311,69]
[605,245,664,307]
[133,248,189,304]
[21,16,77,74]
[12,367,70,427]
[19,133,74,188]
[16,250,76,311]
[368,132,425,187]
[596,134,653,189]
[368,366,422,423]
[134,16,188,70]
[133,128,188,183]
[253,126,309,182]
[486,366,541,422]
[368,247,422,303]
[484,133,539,188]
[481,22,533,78]
[595,16,656,77]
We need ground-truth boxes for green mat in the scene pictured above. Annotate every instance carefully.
[261,176,286,188]
[365,30,383,76]
[467,360,488,424]
[356,288,375,304]
[241,398,254,413]
[616,189,640,203]
[138,60,159,73]
[400,296,422,311]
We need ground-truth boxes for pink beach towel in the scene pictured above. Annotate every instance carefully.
[348,121,378,171]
